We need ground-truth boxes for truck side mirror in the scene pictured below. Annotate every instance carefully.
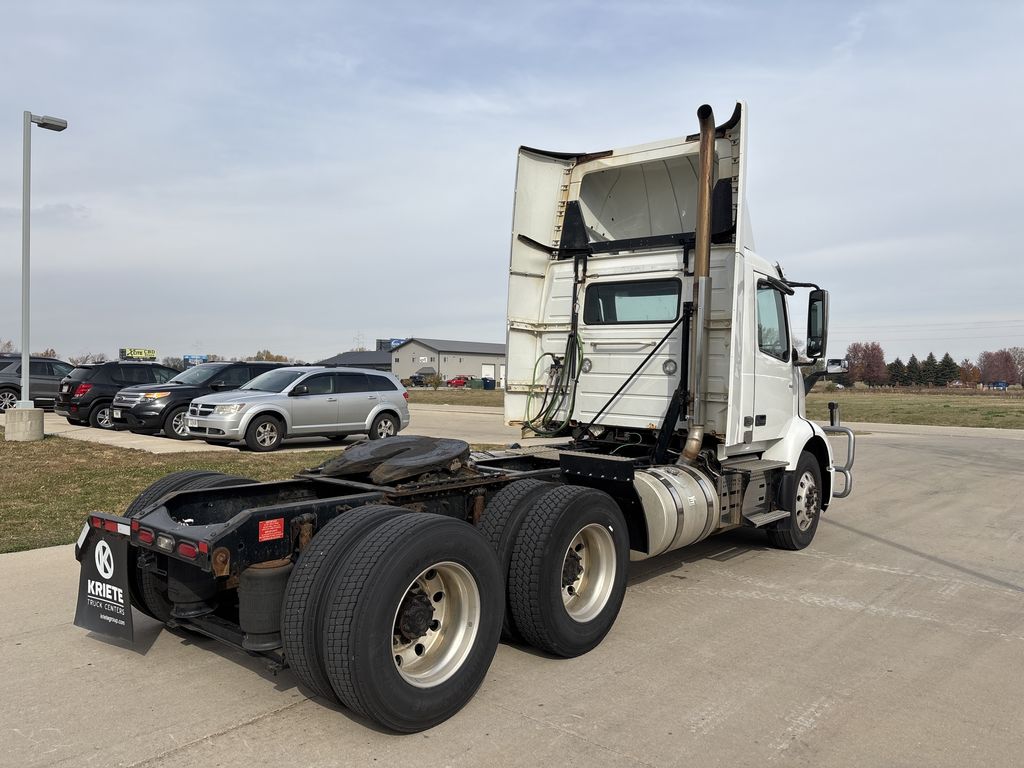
[806,289,829,359]
[826,358,849,375]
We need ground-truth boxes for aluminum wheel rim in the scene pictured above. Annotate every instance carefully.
[391,561,480,689]
[376,418,395,438]
[794,470,820,531]
[561,523,616,623]
[0,391,16,410]
[96,407,113,428]
[255,421,278,447]
[171,411,189,437]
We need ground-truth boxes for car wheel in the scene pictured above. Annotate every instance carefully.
[767,452,822,551]
[162,405,190,440]
[245,414,284,451]
[369,412,399,440]
[89,402,115,430]
[0,388,18,412]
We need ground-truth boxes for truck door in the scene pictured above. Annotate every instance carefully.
[575,275,684,431]
[751,277,794,444]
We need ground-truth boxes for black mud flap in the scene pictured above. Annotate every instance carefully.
[74,516,135,642]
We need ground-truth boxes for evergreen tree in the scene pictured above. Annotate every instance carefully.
[906,354,922,385]
[921,352,938,386]
[887,357,907,386]
[938,353,959,385]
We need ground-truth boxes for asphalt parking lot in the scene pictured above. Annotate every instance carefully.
[1,423,1022,767]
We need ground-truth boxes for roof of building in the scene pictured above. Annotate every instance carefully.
[317,350,392,366]
[394,338,505,356]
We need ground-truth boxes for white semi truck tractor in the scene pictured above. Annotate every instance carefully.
[74,103,854,733]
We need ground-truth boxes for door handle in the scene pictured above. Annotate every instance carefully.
[326,397,338,402]
[367,395,377,399]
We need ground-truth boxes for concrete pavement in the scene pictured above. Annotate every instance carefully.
[1,424,1023,766]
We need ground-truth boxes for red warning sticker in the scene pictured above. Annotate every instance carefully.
[258,517,285,542]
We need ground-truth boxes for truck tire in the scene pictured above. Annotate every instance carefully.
[126,472,256,622]
[507,485,629,658]
[162,405,190,439]
[321,513,503,732]
[767,452,822,551]
[368,412,399,440]
[245,413,284,451]
[281,505,407,702]
[478,479,556,641]
[89,402,115,429]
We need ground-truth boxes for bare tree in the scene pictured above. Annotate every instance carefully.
[1008,346,1024,385]
[248,349,291,362]
[68,352,108,365]
[959,358,980,386]
[977,349,1019,384]
[845,341,887,385]
[161,356,185,370]
[32,347,58,358]
[0,339,15,354]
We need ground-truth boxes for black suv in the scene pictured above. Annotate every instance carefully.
[55,361,181,429]
[111,361,286,439]
[0,354,74,411]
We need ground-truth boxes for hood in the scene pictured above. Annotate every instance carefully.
[119,382,190,395]
[192,389,283,406]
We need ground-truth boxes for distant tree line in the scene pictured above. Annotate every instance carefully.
[841,342,1023,387]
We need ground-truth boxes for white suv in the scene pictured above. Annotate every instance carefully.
[187,366,410,451]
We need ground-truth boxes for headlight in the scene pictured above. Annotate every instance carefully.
[213,403,246,414]
[142,392,171,400]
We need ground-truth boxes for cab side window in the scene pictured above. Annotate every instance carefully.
[367,374,397,391]
[152,367,178,383]
[756,282,790,362]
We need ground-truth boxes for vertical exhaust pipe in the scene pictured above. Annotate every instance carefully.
[681,104,716,463]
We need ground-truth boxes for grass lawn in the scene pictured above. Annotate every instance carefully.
[806,390,1024,429]
[407,388,504,407]
[0,431,331,554]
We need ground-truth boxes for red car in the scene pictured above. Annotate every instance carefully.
[446,375,472,387]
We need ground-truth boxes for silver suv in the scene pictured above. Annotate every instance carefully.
[186,366,410,451]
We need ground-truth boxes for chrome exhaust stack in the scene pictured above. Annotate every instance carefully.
[681,104,716,463]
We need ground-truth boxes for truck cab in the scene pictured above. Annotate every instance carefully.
[505,103,853,557]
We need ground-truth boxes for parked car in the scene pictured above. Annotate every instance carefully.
[0,353,74,412]
[446,375,474,388]
[55,361,181,429]
[110,361,287,439]
[407,373,428,387]
[187,366,410,451]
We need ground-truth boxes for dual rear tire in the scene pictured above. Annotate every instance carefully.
[282,508,503,732]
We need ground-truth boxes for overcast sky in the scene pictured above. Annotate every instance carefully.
[1,0,1021,365]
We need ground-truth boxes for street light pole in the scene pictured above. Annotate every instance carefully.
[20,111,32,407]
[18,111,67,410]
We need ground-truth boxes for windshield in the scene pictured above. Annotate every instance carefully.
[169,364,224,386]
[240,369,304,393]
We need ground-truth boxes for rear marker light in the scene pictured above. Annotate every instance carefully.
[177,542,198,559]
[198,541,209,554]
[91,516,103,528]
[130,519,140,531]
[104,520,119,533]
[155,534,174,552]
[137,528,155,545]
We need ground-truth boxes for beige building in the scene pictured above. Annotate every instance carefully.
[391,338,506,386]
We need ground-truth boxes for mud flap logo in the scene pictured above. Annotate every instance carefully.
[74,532,134,641]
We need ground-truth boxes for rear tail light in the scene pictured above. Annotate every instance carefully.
[73,383,93,398]
[103,520,119,533]
[177,542,198,559]
[403,391,409,400]
[136,528,155,545]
